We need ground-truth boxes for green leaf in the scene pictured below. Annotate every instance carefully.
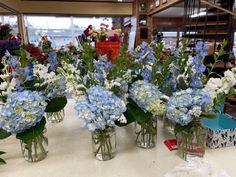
[0,151,6,156]
[177,75,188,90]
[0,128,11,140]
[16,117,46,142]
[0,158,6,165]
[45,96,67,112]
[115,99,152,127]
[200,112,217,119]
[128,99,152,123]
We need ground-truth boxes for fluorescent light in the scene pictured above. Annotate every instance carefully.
[190,11,207,18]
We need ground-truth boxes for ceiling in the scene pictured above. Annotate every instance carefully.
[21,0,134,2]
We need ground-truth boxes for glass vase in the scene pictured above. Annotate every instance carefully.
[176,125,207,161]
[20,128,48,162]
[135,116,157,149]
[92,126,116,161]
[46,109,65,123]
[163,116,175,134]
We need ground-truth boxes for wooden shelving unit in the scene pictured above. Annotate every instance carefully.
[183,0,235,53]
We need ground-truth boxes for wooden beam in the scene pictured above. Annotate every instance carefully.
[149,0,183,16]
[0,2,18,14]
[201,0,236,17]
[17,13,28,44]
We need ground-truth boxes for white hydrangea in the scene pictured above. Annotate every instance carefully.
[0,82,8,90]
[189,106,202,117]
[204,68,236,101]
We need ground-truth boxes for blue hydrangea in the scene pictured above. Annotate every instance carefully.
[141,68,153,82]
[129,80,167,116]
[166,88,213,126]
[0,90,47,134]
[94,72,106,82]
[75,86,126,132]
[48,51,58,72]
[131,41,156,65]
[45,76,66,99]
[94,55,113,72]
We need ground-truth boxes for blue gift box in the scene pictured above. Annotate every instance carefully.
[202,113,236,149]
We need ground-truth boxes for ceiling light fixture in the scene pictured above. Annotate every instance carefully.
[118,0,123,2]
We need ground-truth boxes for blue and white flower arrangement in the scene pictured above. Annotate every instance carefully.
[129,80,167,116]
[166,88,213,126]
[75,86,126,132]
[0,90,47,134]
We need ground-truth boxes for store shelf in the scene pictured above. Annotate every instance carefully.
[0,99,236,177]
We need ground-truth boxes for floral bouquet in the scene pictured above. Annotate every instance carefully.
[204,68,236,105]
[33,64,67,123]
[0,90,48,162]
[75,86,126,160]
[166,88,214,160]
[121,80,168,148]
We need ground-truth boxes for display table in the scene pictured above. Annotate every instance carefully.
[1,99,236,177]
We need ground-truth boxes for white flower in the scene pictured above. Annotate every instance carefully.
[117,114,127,124]
[189,106,202,117]
[0,74,9,79]
[4,50,10,57]
[0,82,8,90]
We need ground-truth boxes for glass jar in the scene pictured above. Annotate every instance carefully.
[20,128,48,162]
[92,126,116,161]
[176,125,207,161]
[46,109,65,123]
[163,116,175,134]
[135,116,157,149]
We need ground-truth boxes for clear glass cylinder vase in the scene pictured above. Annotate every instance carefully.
[92,126,116,161]
[46,109,65,123]
[163,116,175,134]
[20,128,48,162]
[135,116,157,149]
[176,125,207,161]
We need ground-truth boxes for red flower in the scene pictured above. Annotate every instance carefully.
[26,45,48,64]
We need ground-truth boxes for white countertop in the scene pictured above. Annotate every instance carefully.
[1,99,236,177]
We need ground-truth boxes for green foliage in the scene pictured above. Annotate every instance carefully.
[177,75,188,90]
[16,117,46,142]
[116,98,152,127]
[0,128,11,140]
[13,47,28,67]
[0,151,6,165]
[108,45,132,79]
[0,129,11,165]
[45,96,67,112]
[81,43,98,72]
[204,39,227,83]
[174,123,193,135]
[200,112,217,119]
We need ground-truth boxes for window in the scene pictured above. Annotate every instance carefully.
[24,16,113,48]
[0,15,18,35]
